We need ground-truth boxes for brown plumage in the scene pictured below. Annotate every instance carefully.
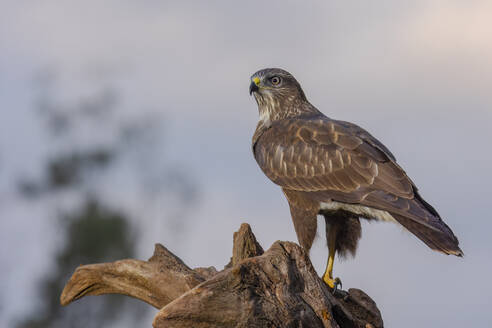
[249,68,462,287]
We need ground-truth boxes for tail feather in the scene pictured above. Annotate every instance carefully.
[362,189,463,256]
[393,213,463,256]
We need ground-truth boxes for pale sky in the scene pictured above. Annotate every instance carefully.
[1,1,491,327]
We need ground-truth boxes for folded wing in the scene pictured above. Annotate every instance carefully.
[253,115,462,256]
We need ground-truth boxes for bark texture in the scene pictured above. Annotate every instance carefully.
[61,223,383,328]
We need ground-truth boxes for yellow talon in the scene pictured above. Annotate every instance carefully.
[322,223,342,291]
[323,274,341,290]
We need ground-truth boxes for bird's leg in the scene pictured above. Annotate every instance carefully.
[322,223,342,291]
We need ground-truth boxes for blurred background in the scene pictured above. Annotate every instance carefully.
[1,1,491,327]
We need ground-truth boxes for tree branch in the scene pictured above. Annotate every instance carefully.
[60,244,204,309]
[61,223,383,328]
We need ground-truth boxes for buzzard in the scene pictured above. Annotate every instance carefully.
[249,68,462,290]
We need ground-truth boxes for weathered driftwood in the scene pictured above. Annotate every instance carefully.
[61,223,383,328]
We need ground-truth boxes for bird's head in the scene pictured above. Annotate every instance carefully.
[249,68,306,99]
[249,68,310,125]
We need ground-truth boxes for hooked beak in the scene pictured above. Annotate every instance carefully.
[249,77,260,95]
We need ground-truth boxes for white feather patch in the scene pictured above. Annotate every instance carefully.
[259,109,271,127]
[320,201,397,223]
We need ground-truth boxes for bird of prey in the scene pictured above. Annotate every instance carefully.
[249,68,462,290]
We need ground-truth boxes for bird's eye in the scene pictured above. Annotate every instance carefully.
[271,76,281,85]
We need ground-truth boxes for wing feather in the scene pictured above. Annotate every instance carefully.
[253,115,462,256]
[254,117,386,194]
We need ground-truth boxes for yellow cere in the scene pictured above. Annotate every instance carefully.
[253,77,260,86]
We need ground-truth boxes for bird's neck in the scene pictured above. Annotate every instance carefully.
[256,96,319,128]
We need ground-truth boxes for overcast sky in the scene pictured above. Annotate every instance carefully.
[1,1,491,327]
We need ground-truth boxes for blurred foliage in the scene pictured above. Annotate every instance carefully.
[18,149,114,198]
[59,199,135,266]
[15,69,198,327]
[47,150,113,189]
[16,199,146,328]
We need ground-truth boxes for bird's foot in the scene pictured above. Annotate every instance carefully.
[323,276,342,293]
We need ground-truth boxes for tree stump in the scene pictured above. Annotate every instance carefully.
[61,223,383,327]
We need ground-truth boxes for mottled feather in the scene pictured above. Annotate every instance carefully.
[250,68,462,257]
